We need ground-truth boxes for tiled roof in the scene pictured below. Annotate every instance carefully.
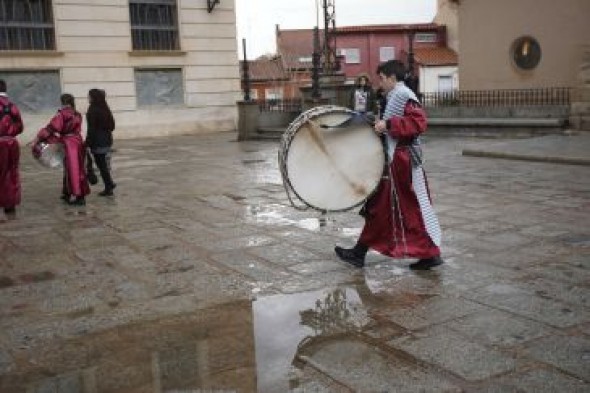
[413,47,458,66]
[336,23,442,33]
[239,56,289,81]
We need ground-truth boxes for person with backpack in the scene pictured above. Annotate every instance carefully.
[0,79,24,216]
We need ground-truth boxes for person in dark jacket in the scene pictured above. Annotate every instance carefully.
[86,89,116,196]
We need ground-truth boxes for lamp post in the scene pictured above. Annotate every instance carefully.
[312,27,321,99]
[406,31,419,97]
[242,38,251,101]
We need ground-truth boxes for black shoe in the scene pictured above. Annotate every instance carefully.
[335,246,365,268]
[4,207,16,214]
[410,256,444,270]
[98,189,113,197]
[60,194,70,202]
[67,197,86,206]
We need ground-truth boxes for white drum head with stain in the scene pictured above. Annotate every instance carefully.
[286,110,384,211]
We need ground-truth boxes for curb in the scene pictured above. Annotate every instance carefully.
[461,149,590,166]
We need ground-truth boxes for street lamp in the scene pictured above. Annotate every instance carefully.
[207,0,219,13]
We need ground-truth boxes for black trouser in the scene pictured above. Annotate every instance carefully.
[92,153,115,190]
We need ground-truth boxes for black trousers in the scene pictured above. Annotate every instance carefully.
[92,152,115,190]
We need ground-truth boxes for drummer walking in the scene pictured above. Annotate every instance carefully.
[33,94,90,206]
[0,79,24,217]
[335,60,444,270]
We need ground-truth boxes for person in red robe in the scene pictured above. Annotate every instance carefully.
[33,93,90,206]
[335,60,443,270]
[0,79,24,216]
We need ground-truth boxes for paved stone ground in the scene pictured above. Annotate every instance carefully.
[0,132,589,392]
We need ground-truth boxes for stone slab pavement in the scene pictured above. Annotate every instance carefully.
[0,132,589,392]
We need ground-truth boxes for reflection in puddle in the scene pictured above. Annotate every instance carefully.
[2,283,411,392]
[254,287,369,392]
[1,254,448,392]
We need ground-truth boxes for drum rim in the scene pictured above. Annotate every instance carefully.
[280,105,384,213]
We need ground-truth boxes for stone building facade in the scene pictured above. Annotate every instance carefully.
[0,0,241,140]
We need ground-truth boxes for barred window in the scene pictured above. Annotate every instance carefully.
[129,0,179,51]
[0,0,55,50]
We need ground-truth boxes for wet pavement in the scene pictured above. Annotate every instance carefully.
[0,132,589,392]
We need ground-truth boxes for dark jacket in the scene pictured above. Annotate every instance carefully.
[85,105,115,150]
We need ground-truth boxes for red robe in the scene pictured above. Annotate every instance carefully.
[0,96,24,209]
[37,107,90,198]
[359,101,440,259]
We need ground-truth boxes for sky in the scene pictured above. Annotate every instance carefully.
[235,0,437,59]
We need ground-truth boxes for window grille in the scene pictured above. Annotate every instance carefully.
[129,0,179,51]
[0,0,55,50]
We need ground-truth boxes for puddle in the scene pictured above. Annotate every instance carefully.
[0,283,427,392]
[245,205,359,237]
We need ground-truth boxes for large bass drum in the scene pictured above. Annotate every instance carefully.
[279,105,385,212]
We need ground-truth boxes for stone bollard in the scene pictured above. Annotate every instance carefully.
[237,100,260,141]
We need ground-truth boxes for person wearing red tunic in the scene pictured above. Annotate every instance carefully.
[34,93,90,206]
[335,60,443,270]
[0,79,24,216]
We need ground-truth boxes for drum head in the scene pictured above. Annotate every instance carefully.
[284,107,384,212]
[35,142,64,169]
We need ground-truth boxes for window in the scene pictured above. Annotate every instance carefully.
[0,71,60,112]
[0,0,55,50]
[415,33,437,43]
[379,47,395,62]
[511,36,541,71]
[135,69,184,107]
[129,0,179,51]
[340,48,360,64]
[438,75,453,92]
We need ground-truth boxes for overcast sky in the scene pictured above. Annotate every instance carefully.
[235,0,437,59]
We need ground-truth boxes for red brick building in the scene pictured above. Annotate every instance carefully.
[274,23,457,95]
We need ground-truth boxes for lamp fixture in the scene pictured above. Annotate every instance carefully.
[207,0,219,13]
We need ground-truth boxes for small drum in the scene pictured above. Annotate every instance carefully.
[32,142,64,169]
[279,105,385,212]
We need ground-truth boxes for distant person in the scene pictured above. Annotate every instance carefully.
[335,60,443,270]
[86,88,116,196]
[0,79,24,216]
[33,93,90,205]
[349,74,375,114]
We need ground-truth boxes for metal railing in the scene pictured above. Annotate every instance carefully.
[257,98,302,112]
[422,87,571,107]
